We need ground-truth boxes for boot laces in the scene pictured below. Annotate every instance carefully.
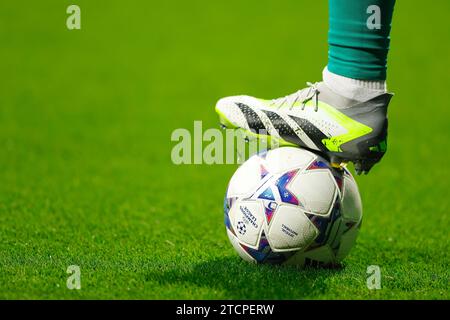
[270,82,320,112]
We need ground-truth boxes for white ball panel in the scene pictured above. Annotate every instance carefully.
[227,155,262,198]
[268,205,318,251]
[290,170,337,215]
[341,175,363,223]
[228,199,264,248]
[264,147,315,174]
[335,227,360,261]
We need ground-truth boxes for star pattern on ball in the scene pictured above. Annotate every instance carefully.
[275,170,300,206]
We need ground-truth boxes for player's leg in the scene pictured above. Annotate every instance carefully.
[215,0,396,174]
[325,0,396,98]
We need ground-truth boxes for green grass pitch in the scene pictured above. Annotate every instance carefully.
[0,0,449,299]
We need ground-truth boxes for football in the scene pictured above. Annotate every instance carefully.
[224,147,363,266]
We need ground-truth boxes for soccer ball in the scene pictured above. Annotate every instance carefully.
[223,147,362,266]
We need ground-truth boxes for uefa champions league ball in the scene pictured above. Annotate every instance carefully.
[223,147,363,266]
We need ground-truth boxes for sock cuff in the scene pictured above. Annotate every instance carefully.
[350,77,387,91]
[323,66,387,101]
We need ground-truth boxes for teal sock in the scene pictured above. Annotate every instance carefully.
[327,0,396,80]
